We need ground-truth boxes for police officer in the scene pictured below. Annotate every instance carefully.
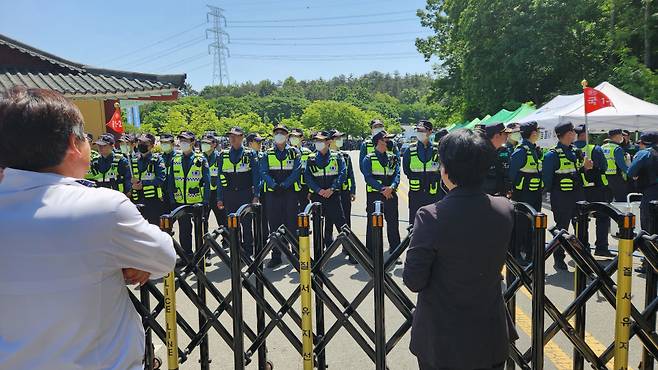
[305,131,348,250]
[542,122,594,270]
[622,130,639,158]
[362,130,401,257]
[168,131,211,265]
[260,124,302,268]
[290,128,312,212]
[90,133,132,195]
[360,119,399,172]
[628,131,658,232]
[574,125,613,257]
[201,133,226,228]
[247,133,269,237]
[160,133,176,213]
[602,129,630,201]
[85,133,100,181]
[482,122,515,196]
[509,121,544,263]
[403,120,441,224]
[131,134,166,225]
[329,129,357,263]
[118,133,137,161]
[217,127,260,255]
[329,130,356,228]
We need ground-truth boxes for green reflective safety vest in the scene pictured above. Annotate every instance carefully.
[340,151,353,191]
[91,152,126,192]
[206,152,219,191]
[219,148,252,191]
[602,142,627,179]
[407,143,440,195]
[131,154,163,201]
[172,153,205,204]
[366,152,398,193]
[307,151,340,193]
[265,148,299,192]
[85,150,100,180]
[515,145,543,192]
[551,146,583,192]
[581,144,608,188]
[294,146,312,191]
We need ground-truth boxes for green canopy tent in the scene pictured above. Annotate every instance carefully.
[482,109,514,125]
[504,103,536,124]
[447,121,468,132]
[464,115,489,129]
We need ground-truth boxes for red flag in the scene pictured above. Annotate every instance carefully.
[106,103,124,134]
[584,87,614,114]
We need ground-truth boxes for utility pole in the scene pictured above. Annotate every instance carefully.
[206,5,230,86]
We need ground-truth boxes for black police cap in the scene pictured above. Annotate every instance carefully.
[554,122,575,136]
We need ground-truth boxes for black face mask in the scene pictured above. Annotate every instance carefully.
[137,144,150,154]
[386,141,394,151]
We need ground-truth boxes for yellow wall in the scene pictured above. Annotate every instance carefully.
[72,99,106,139]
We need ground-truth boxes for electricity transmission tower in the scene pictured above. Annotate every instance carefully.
[206,5,230,86]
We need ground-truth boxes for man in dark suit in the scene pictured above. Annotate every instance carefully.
[403,129,514,370]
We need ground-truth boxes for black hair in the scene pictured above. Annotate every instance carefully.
[0,86,85,170]
[438,129,496,187]
[521,130,533,140]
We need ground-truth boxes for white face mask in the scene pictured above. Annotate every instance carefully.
[314,142,326,151]
[180,142,193,153]
[372,127,384,136]
[274,134,287,145]
[334,139,344,149]
[510,133,522,143]
[290,137,301,146]
[201,143,212,153]
[120,143,130,155]
[416,132,428,142]
[161,143,173,153]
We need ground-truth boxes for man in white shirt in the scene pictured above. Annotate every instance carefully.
[0,86,176,370]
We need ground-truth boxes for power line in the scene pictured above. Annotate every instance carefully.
[232,31,429,41]
[229,10,416,23]
[156,52,208,72]
[228,17,418,28]
[232,39,414,46]
[102,22,207,64]
[232,52,419,59]
[116,36,206,68]
[230,55,421,61]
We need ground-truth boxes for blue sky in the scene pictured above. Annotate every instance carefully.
[0,0,435,90]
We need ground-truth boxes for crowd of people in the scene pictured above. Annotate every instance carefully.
[1,86,658,369]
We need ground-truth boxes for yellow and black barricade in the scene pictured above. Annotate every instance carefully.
[298,212,314,370]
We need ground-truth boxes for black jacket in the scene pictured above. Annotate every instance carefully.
[403,186,514,368]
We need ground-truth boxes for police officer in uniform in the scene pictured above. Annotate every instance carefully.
[85,133,100,181]
[260,124,302,268]
[509,121,544,263]
[290,128,312,212]
[542,122,593,270]
[482,122,515,196]
[403,120,441,224]
[201,133,226,228]
[168,131,211,264]
[90,133,132,195]
[628,131,658,232]
[217,127,260,255]
[247,133,269,237]
[359,119,399,172]
[131,134,166,225]
[329,129,357,263]
[434,128,450,200]
[160,133,176,213]
[362,130,401,257]
[602,129,630,201]
[305,131,348,250]
[574,125,613,257]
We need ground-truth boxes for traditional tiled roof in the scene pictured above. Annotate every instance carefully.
[0,33,185,99]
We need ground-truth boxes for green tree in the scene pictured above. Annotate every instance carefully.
[300,100,370,137]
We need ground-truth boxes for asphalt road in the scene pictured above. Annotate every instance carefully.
[138,150,654,369]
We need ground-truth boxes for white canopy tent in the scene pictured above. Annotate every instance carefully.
[518,82,658,147]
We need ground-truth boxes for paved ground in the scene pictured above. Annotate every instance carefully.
[137,150,655,369]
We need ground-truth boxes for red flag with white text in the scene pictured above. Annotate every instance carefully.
[106,103,124,134]
[584,87,614,114]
